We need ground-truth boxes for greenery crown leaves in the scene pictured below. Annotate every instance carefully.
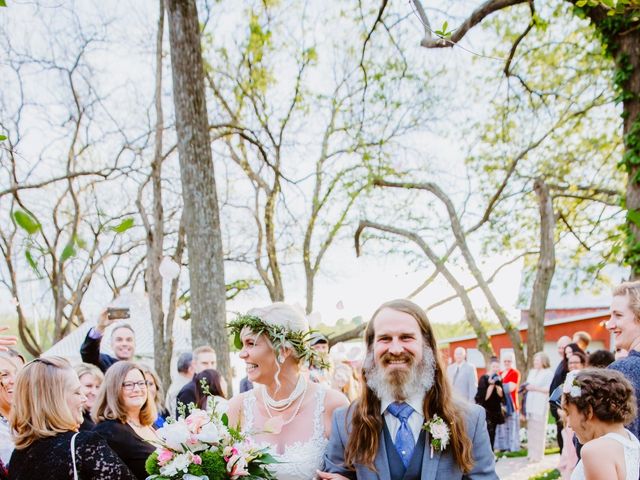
[227,314,329,369]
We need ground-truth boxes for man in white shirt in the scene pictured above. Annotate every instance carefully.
[447,347,478,402]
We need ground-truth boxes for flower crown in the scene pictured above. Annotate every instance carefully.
[227,314,328,368]
[562,371,581,398]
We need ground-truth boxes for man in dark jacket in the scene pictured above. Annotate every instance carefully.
[80,309,136,373]
[549,335,571,450]
[176,345,217,416]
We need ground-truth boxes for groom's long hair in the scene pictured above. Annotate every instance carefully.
[343,299,473,473]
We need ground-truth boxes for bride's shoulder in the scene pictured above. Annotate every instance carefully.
[318,384,349,413]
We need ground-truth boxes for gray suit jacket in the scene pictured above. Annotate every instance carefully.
[323,402,498,480]
[447,362,478,403]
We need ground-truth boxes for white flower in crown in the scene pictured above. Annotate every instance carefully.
[422,414,450,458]
[562,371,581,397]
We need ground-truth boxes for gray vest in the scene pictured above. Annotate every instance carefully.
[382,420,426,480]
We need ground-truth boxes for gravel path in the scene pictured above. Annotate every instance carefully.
[495,453,560,479]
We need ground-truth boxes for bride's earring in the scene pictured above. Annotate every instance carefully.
[277,353,284,364]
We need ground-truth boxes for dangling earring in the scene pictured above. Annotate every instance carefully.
[277,353,284,364]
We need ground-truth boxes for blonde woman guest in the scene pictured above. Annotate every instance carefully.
[92,361,157,480]
[227,303,349,480]
[74,363,104,431]
[562,369,639,480]
[140,366,169,427]
[0,352,18,466]
[8,356,134,479]
[524,352,553,462]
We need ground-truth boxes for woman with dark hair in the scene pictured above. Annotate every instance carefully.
[194,369,227,412]
[92,361,157,480]
[8,356,134,479]
[562,369,639,480]
[475,357,505,449]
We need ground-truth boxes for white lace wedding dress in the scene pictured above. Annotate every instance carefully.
[571,430,640,480]
[242,386,328,480]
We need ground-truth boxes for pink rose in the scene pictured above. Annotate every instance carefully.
[157,448,173,466]
[185,410,209,433]
[191,454,202,465]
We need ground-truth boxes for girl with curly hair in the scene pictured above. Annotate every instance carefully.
[562,368,639,480]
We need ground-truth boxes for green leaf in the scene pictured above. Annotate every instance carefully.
[25,249,38,272]
[0,135,6,141]
[628,209,640,228]
[0,1,6,7]
[233,331,242,349]
[60,243,76,262]
[111,217,134,233]
[13,210,41,234]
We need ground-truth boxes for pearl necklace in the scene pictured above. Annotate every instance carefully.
[262,380,308,428]
[262,375,307,411]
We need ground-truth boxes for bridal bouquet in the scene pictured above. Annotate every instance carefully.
[145,407,278,480]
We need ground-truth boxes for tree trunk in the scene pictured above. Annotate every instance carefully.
[619,31,640,279]
[526,178,556,372]
[165,0,230,385]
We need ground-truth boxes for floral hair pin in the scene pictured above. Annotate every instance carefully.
[562,371,581,398]
[422,414,450,458]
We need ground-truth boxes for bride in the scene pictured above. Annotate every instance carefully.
[227,303,349,480]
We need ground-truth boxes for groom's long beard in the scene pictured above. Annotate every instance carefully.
[364,345,436,403]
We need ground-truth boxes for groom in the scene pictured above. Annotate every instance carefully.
[319,299,497,480]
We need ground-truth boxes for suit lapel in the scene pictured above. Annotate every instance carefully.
[421,433,441,479]
[372,428,391,479]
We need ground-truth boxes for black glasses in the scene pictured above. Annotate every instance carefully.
[122,381,147,391]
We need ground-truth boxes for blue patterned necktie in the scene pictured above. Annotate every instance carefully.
[387,402,415,468]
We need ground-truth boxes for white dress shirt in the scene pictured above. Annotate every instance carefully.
[381,392,426,443]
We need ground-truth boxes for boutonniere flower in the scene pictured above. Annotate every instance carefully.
[422,414,450,458]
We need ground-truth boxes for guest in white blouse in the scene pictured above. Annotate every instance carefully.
[524,351,554,462]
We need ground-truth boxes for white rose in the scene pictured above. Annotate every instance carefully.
[160,453,190,477]
[197,420,221,444]
[157,422,191,452]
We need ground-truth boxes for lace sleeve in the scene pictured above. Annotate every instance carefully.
[76,432,136,480]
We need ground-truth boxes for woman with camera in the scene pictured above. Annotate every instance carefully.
[475,356,506,449]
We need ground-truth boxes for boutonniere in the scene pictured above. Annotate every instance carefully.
[422,414,450,458]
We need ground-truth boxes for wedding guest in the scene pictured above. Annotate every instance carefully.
[81,309,136,373]
[572,331,591,353]
[524,352,553,462]
[494,353,521,452]
[227,303,349,478]
[475,356,505,449]
[331,362,360,403]
[607,281,640,444]
[74,363,104,431]
[587,349,615,369]
[8,356,134,479]
[194,369,227,412]
[92,361,156,480]
[175,345,217,416]
[165,352,193,415]
[558,348,587,479]
[0,352,18,465]
[561,369,639,480]
[549,336,571,451]
[141,366,169,428]
[447,347,478,403]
